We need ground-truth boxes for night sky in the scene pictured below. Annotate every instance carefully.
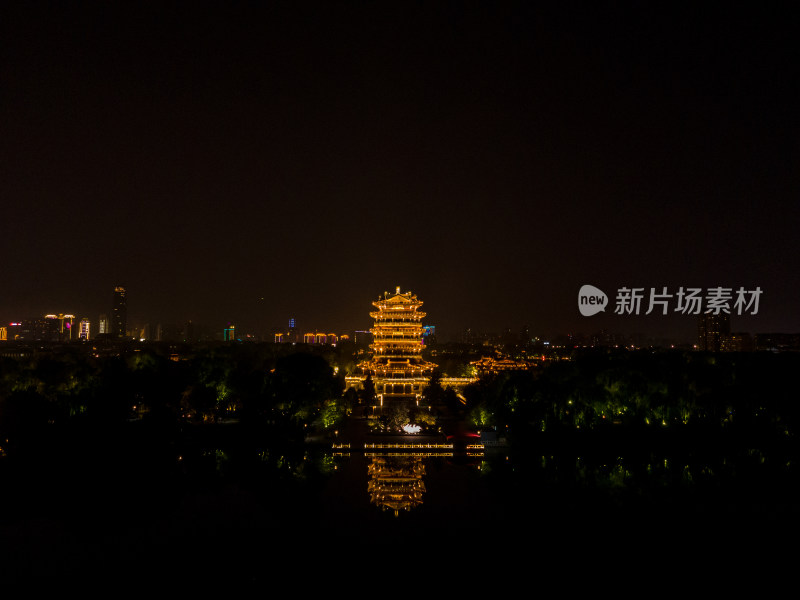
[1,2,798,342]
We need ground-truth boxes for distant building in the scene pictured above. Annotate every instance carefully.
[8,315,74,341]
[223,323,236,341]
[301,332,339,344]
[78,318,90,340]
[44,314,75,341]
[275,321,338,345]
[7,321,31,340]
[43,315,60,340]
[590,329,624,348]
[471,355,538,376]
[309,332,338,344]
[98,314,109,335]
[698,313,730,352]
[720,332,753,352]
[112,286,127,338]
[354,330,373,346]
[137,323,151,341]
[755,333,800,352]
[273,317,304,343]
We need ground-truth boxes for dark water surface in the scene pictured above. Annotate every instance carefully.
[2,421,798,586]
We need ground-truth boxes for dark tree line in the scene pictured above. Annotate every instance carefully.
[0,343,346,458]
[462,349,800,447]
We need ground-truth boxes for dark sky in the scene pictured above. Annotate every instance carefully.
[1,2,798,341]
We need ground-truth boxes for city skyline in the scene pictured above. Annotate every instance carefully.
[1,281,793,348]
[1,4,798,341]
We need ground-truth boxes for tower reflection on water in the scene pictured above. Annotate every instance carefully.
[330,441,486,516]
[367,455,426,516]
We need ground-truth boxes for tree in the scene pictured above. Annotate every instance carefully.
[359,373,377,405]
[267,352,343,427]
[385,401,411,432]
[411,405,437,429]
[422,369,445,405]
[315,398,346,431]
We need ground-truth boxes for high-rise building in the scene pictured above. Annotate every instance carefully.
[43,313,75,341]
[78,318,90,340]
[99,314,108,335]
[63,314,75,340]
[112,286,127,338]
[357,287,437,403]
[8,320,44,340]
[698,313,730,352]
[6,322,22,340]
[43,315,60,340]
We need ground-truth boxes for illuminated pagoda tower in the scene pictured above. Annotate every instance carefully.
[358,286,437,404]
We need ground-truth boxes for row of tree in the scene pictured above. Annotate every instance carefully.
[0,344,351,456]
[3,344,798,457]
[461,349,800,443]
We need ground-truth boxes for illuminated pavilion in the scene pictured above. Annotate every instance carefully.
[356,286,437,404]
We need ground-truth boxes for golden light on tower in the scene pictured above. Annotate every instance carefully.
[356,286,437,403]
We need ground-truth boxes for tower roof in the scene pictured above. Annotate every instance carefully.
[374,286,423,308]
[386,293,407,302]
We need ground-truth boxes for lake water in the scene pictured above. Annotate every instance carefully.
[2,420,798,585]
